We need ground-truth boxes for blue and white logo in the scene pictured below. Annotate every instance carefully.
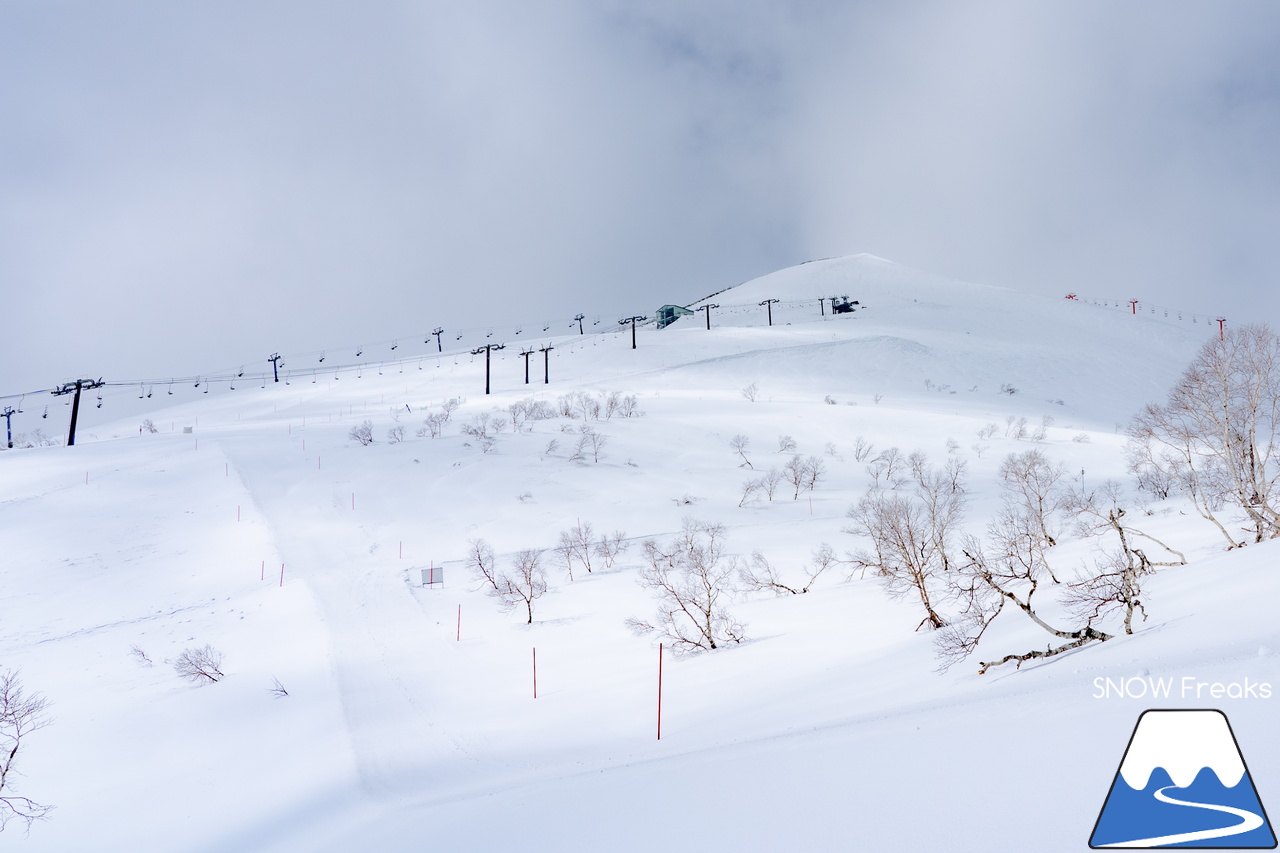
[1091,709,1276,848]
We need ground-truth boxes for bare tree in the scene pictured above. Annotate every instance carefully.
[438,398,461,422]
[557,521,595,575]
[173,645,226,685]
[1062,480,1186,635]
[998,449,1068,547]
[593,529,629,569]
[739,544,838,595]
[348,421,374,446]
[626,519,746,654]
[738,477,763,507]
[851,435,876,462]
[1128,323,1280,546]
[493,549,548,623]
[759,467,784,501]
[936,521,1112,674]
[846,457,965,630]
[0,670,52,831]
[465,538,500,591]
[730,434,753,469]
[575,425,607,463]
[777,434,797,453]
[741,383,759,402]
[386,425,406,444]
[783,455,826,499]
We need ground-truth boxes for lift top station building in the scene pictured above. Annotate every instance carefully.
[655,304,695,329]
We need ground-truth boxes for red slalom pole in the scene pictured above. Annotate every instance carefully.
[533,647,538,699]
[657,642,664,740]
[279,563,285,587]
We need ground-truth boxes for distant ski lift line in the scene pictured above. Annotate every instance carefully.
[0,289,1227,404]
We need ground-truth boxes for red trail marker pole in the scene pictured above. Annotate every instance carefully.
[279,563,285,587]
[657,643,664,741]
[456,605,462,641]
[533,647,538,699]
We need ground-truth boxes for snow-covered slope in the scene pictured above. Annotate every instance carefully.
[2,256,1274,852]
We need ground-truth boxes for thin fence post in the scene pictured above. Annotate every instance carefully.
[657,642,664,740]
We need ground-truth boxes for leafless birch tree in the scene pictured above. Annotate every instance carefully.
[0,670,51,831]
[1127,323,1280,546]
[626,519,746,653]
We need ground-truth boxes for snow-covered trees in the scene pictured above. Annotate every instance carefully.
[1128,323,1280,546]
[0,670,51,831]
[627,519,746,654]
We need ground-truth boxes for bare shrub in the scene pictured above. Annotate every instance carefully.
[349,421,374,446]
[777,434,797,454]
[173,645,225,685]
[141,418,158,434]
[851,436,876,462]
[977,423,999,440]
[461,413,493,441]
[730,434,753,468]
[386,425,406,444]
[742,383,759,402]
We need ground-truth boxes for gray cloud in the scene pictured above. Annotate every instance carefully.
[2,1,1278,407]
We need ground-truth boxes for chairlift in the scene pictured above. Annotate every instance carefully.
[356,347,363,357]
[391,341,398,351]
[96,392,103,408]
[139,385,145,399]
[237,367,244,378]
[146,386,152,398]
[17,394,24,413]
[319,352,326,363]
[167,383,174,395]
[203,380,210,394]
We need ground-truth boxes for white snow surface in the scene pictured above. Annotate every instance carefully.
[1118,710,1246,790]
[3,255,1277,852]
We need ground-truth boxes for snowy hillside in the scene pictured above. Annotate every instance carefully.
[3,255,1276,852]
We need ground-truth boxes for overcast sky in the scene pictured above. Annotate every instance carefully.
[3,1,1279,407]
